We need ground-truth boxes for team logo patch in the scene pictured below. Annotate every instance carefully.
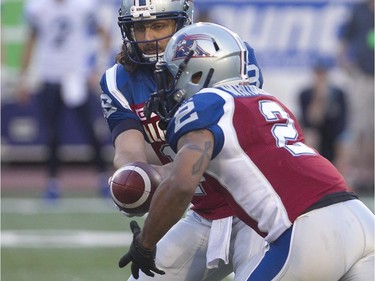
[170,33,216,61]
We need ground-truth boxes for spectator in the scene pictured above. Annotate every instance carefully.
[338,0,374,193]
[17,0,111,201]
[97,0,124,65]
[298,57,349,171]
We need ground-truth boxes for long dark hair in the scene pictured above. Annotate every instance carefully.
[115,43,139,73]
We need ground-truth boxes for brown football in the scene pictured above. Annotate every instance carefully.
[109,162,162,216]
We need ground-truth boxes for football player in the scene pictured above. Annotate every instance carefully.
[120,22,375,280]
[18,0,111,200]
[100,0,266,280]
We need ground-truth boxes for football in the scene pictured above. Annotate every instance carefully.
[109,162,162,216]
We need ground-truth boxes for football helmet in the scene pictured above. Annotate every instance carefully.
[144,22,260,128]
[118,0,194,64]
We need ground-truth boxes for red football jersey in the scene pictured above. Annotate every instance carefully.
[166,85,349,241]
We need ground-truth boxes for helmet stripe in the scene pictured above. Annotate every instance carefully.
[139,0,147,6]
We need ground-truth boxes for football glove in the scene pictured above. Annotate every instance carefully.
[118,220,165,279]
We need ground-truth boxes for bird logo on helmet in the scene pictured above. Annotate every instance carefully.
[144,23,264,128]
[173,33,214,60]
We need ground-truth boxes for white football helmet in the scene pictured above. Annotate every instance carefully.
[144,22,251,127]
[118,0,194,64]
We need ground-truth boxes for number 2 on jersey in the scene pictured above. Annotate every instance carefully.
[259,100,316,156]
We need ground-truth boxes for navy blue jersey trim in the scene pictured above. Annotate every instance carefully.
[247,227,292,280]
[303,191,358,214]
[112,119,144,145]
[207,125,225,159]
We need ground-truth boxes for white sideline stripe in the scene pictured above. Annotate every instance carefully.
[2,26,26,43]
[3,197,373,214]
[1,198,119,214]
[1,230,132,248]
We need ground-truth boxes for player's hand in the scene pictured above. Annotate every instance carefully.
[118,221,165,279]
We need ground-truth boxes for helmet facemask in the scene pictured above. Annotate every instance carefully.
[144,60,187,129]
[118,0,194,65]
[144,50,214,130]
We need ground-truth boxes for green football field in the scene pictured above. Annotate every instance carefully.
[2,0,26,71]
[2,195,374,281]
[1,197,238,281]
[1,198,141,281]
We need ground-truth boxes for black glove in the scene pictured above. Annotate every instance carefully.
[119,221,165,279]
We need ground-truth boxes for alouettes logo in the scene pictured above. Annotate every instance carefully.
[171,33,215,61]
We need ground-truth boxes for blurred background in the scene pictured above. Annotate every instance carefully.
[1,0,374,280]
[2,0,374,194]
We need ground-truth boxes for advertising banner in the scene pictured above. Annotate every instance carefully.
[195,0,356,69]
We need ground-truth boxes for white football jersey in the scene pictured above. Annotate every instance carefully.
[24,0,99,82]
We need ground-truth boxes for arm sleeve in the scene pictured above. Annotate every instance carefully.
[166,91,225,158]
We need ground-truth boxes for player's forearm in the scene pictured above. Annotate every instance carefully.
[140,135,213,249]
[113,130,148,168]
[113,151,147,169]
[151,162,173,180]
[140,177,193,249]
[20,31,37,75]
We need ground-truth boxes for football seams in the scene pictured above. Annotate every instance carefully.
[110,165,152,209]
